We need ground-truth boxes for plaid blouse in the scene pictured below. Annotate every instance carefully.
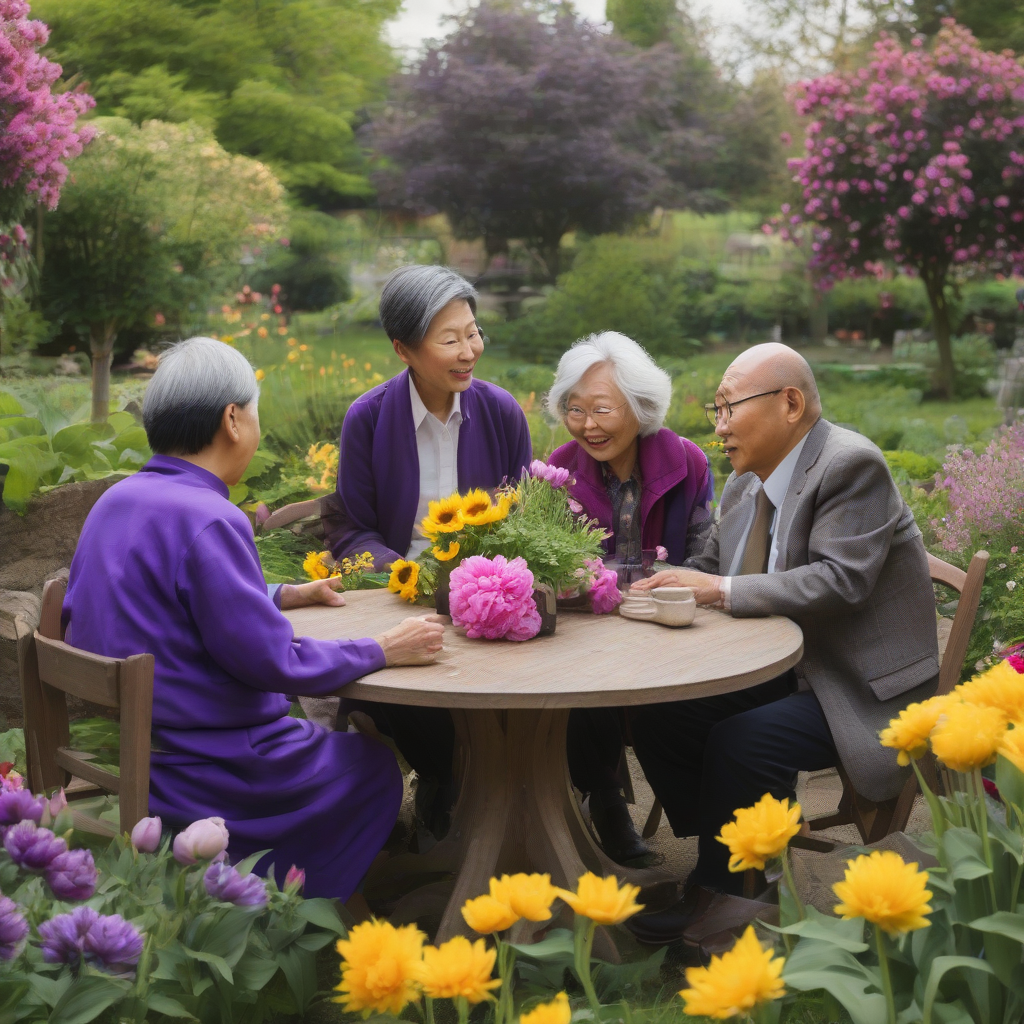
[604,466,643,566]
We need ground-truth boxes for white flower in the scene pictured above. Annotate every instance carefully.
[1008,581,1018,592]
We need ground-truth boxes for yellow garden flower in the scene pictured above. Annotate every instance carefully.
[415,935,501,1004]
[930,700,1008,773]
[556,873,643,925]
[388,559,420,602]
[833,850,932,935]
[958,660,1024,722]
[998,723,1024,774]
[490,873,559,922]
[462,492,514,527]
[462,894,519,934]
[520,992,571,1024]
[334,919,425,1017]
[433,541,461,562]
[716,794,802,872]
[879,694,956,766]
[680,925,785,1020]
[254,368,266,381]
[303,550,341,581]
[420,494,465,537]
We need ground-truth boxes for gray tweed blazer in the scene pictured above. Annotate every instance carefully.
[687,417,939,802]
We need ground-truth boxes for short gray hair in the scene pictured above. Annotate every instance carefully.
[379,264,477,348]
[547,332,672,437]
[143,337,259,455]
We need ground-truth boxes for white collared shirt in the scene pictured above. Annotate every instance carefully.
[408,380,462,559]
[721,431,809,608]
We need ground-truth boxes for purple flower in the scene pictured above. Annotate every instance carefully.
[528,459,571,489]
[585,558,623,615]
[130,816,162,854]
[203,861,268,907]
[39,907,144,974]
[0,896,28,960]
[0,788,44,832]
[4,821,67,871]
[46,848,97,901]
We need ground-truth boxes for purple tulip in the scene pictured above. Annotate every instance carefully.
[0,789,44,832]
[0,896,28,960]
[284,865,305,894]
[39,906,143,974]
[46,848,97,901]
[4,821,67,871]
[130,816,162,854]
[172,817,229,865]
[203,861,267,907]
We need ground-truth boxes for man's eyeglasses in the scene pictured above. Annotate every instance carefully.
[565,402,627,428]
[704,390,783,428]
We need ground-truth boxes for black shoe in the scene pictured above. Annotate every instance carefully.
[589,789,655,866]
[625,885,718,945]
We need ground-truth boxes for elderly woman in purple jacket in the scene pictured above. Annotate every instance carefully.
[326,265,533,838]
[547,331,715,865]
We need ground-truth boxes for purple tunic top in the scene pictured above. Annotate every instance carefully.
[548,429,715,565]
[63,456,402,900]
[326,369,533,567]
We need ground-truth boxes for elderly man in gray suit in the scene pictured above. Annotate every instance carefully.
[626,342,939,945]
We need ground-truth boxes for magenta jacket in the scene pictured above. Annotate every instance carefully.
[547,428,714,565]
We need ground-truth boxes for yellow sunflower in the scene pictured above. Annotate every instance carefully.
[388,559,421,602]
[461,492,513,528]
[433,541,461,562]
[420,494,465,537]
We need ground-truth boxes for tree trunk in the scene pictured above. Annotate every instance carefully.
[808,282,828,344]
[89,322,117,422]
[922,269,954,400]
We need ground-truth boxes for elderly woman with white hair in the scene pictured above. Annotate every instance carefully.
[549,332,714,865]
[63,337,445,900]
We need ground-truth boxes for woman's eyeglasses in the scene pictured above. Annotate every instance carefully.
[564,402,627,429]
[704,389,783,428]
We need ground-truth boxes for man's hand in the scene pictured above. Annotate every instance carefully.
[375,615,446,666]
[279,579,347,610]
[632,569,724,607]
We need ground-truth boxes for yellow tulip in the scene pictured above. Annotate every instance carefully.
[334,919,425,1017]
[556,872,643,925]
[461,894,519,934]
[833,850,932,935]
[716,794,801,872]
[930,700,1008,773]
[490,873,558,922]
[415,935,501,1004]
[519,992,571,1024]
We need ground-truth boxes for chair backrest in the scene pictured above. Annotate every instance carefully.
[260,497,325,534]
[19,578,154,836]
[928,550,989,695]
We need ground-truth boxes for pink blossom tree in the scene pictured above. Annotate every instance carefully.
[775,20,1024,398]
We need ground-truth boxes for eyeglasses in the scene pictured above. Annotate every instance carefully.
[704,390,784,428]
[565,401,627,428]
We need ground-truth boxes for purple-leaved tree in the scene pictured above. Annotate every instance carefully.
[366,1,706,280]
[774,20,1024,398]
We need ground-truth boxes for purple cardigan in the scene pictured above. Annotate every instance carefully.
[326,369,533,566]
[547,429,714,565]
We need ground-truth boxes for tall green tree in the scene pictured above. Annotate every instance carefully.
[606,0,676,46]
[33,0,399,208]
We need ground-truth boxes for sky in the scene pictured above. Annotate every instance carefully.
[386,0,750,59]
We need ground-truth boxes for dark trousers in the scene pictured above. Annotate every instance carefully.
[628,675,838,895]
[346,702,623,798]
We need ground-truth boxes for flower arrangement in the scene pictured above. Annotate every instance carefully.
[386,462,617,638]
[0,772,346,1023]
[303,548,381,587]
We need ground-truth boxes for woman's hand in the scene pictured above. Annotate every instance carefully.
[375,615,446,666]
[632,569,724,607]
[279,579,347,610]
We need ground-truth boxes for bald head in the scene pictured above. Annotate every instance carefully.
[720,343,821,421]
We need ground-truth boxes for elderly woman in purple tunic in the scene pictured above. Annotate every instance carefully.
[324,265,532,840]
[547,331,715,866]
[64,337,445,900]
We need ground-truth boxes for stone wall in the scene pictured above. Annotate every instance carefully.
[0,478,118,726]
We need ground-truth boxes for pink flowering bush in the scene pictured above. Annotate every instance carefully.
[449,554,542,641]
[0,0,93,215]
[770,20,1024,397]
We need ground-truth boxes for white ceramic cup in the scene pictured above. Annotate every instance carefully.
[651,587,696,627]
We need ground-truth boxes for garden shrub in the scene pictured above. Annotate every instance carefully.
[826,275,930,343]
[958,277,1022,348]
[883,449,940,482]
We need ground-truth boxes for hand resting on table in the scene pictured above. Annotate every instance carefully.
[375,615,446,666]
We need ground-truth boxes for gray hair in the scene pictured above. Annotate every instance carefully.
[547,332,672,437]
[143,337,259,455]
[379,264,477,348]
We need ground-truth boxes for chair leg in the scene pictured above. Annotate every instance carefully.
[642,799,663,839]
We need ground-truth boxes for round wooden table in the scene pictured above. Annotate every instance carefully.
[285,589,803,941]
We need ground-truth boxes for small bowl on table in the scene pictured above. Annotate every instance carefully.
[651,586,696,627]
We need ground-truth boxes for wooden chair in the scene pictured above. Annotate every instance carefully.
[17,578,154,838]
[258,496,325,534]
[799,549,990,847]
[640,550,991,845]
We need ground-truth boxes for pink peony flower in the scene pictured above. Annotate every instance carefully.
[568,498,583,514]
[528,459,571,489]
[584,558,623,614]
[284,865,305,894]
[449,555,542,642]
[172,817,229,865]
[130,816,162,854]
[655,545,668,562]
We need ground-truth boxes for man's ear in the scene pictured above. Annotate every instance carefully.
[785,387,806,423]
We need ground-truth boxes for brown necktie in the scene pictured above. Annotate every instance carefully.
[739,487,774,575]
